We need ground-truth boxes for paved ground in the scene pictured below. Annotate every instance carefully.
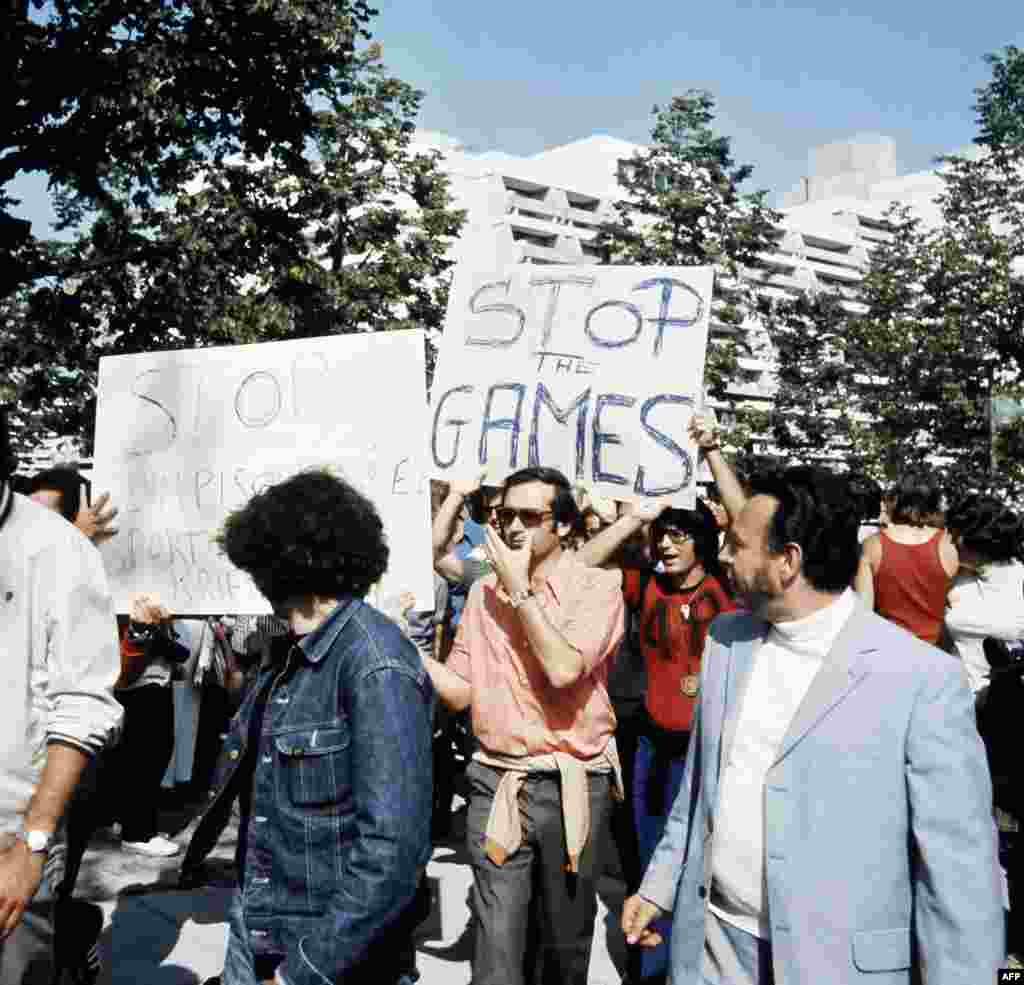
[72,796,1024,983]
[79,796,631,984]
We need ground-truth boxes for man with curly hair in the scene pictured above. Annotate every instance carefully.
[180,469,434,985]
[424,466,625,985]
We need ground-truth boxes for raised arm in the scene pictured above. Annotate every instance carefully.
[688,414,746,524]
[433,475,483,582]
[577,499,668,569]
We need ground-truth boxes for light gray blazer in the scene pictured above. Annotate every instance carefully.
[638,602,1004,985]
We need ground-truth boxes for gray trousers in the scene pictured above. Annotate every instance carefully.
[0,900,55,985]
[700,909,774,985]
[465,760,613,985]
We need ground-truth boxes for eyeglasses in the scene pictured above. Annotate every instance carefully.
[657,528,694,544]
[496,508,554,529]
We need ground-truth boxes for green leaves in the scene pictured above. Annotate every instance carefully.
[2,0,465,459]
[763,48,1024,499]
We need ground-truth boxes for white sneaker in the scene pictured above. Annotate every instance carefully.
[121,835,181,858]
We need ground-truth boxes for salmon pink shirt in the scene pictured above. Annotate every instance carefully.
[447,553,624,759]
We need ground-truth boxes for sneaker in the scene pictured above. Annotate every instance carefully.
[121,835,181,858]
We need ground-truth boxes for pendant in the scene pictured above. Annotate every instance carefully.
[680,603,690,620]
[680,673,700,697]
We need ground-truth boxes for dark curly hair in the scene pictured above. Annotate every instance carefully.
[29,466,90,523]
[651,501,724,579]
[946,495,1024,565]
[747,466,860,593]
[217,469,389,605]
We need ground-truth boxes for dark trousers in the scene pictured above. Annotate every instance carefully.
[465,760,613,985]
[110,684,175,842]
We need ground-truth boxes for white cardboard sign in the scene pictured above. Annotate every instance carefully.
[429,264,714,506]
[92,331,433,614]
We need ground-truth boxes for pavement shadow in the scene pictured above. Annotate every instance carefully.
[417,886,474,964]
[105,899,201,985]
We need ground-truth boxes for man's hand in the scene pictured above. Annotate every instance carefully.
[703,498,729,530]
[688,412,720,451]
[449,470,487,500]
[130,592,171,625]
[621,894,665,948]
[483,524,531,596]
[74,491,119,545]
[0,841,45,939]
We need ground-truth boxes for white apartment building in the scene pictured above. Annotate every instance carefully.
[415,129,950,430]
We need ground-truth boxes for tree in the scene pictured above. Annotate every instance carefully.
[594,91,781,405]
[762,46,1024,499]
[2,0,464,455]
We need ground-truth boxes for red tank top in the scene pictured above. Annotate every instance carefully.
[873,530,949,644]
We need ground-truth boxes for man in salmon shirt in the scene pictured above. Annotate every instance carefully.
[423,466,624,985]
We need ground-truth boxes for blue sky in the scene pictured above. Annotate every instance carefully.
[9,0,1023,232]
[368,0,1021,191]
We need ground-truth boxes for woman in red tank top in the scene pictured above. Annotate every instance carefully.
[854,476,958,644]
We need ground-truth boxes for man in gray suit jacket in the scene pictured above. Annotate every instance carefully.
[622,466,1004,984]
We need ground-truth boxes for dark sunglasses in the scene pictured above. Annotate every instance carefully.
[496,508,553,529]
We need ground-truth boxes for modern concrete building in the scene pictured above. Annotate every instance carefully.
[416,130,954,435]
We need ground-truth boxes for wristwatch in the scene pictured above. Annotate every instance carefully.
[20,829,52,854]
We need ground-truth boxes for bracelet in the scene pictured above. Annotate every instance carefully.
[509,588,534,608]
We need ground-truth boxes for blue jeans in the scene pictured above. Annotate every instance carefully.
[633,733,689,982]
[222,889,421,985]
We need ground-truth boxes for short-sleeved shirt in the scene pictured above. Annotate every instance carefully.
[447,552,624,759]
[623,569,734,732]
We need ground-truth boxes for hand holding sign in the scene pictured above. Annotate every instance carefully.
[688,410,720,451]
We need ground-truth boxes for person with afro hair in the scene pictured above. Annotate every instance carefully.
[185,469,434,985]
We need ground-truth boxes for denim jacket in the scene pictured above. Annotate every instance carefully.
[182,597,434,985]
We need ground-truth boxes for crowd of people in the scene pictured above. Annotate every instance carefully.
[1,402,1023,985]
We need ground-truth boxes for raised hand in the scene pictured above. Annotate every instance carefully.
[629,497,674,523]
[688,412,720,451]
[449,469,488,499]
[130,592,171,625]
[483,523,531,597]
[74,491,119,545]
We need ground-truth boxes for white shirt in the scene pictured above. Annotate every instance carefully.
[945,562,1024,694]
[710,590,856,937]
[0,488,123,834]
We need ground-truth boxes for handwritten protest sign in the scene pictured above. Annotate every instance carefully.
[429,264,714,506]
[92,331,433,614]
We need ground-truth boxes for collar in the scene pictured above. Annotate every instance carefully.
[769,588,856,650]
[296,596,360,664]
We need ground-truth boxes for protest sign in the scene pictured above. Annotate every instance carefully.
[92,331,433,614]
[429,264,714,506]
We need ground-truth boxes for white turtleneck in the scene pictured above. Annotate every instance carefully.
[709,588,856,938]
